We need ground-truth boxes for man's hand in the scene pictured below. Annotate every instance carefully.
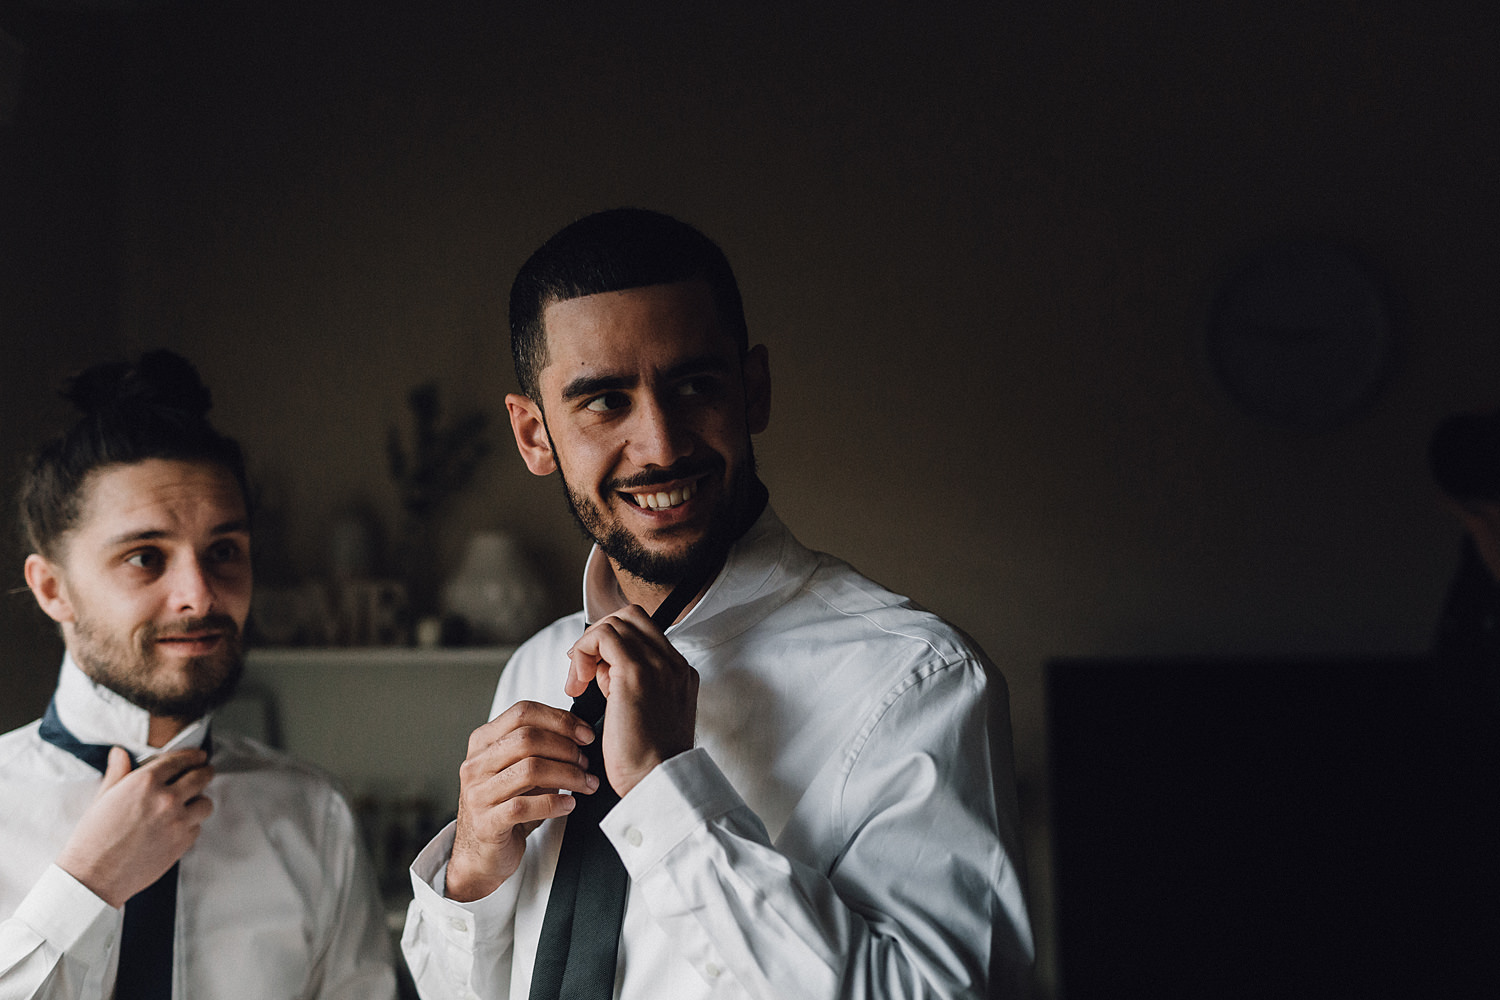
[566,604,699,798]
[446,701,600,902]
[55,746,214,909]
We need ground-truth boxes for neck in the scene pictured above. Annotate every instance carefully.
[613,568,714,626]
[608,478,769,623]
[148,714,189,748]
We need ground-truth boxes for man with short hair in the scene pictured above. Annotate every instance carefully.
[0,350,396,999]
[402,209,1033,999]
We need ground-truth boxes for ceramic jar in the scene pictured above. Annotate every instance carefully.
[440,531,548,644]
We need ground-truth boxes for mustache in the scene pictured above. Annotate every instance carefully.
[607,458,723,492]
[145,613,241,641]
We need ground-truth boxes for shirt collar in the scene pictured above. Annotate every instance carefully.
[53,653,211,760]
[580,504,817,649]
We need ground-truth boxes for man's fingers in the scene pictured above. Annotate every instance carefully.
[568,616,652,697]
[138,747,210,784]
[469,789,581,837]
[447,697,609,899]
[183,794,215,826]
[467,754,599,808]
[564,652,595,699]
[463,725,595,785]
[469,701,594,757]
[99,746,133,790]
[570,614,687,703]
[169,763,216,801]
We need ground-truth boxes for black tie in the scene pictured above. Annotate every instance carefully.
[39,699,207,1000]
[528,566,715,1000]
[529,482,767,999]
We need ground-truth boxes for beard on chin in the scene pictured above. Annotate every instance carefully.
[594,519,733,588]
[560,458,745,588]
[72,613,246,722]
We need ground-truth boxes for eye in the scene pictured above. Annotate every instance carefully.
[206,539,247,565]
[124,548,164,572]
[676,376,718,398]
[584,392,629,413]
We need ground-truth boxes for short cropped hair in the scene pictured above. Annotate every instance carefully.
[508,208,749,402]
[18,349,250,559]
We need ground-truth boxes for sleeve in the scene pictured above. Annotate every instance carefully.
[400,822,526,1000]
[598,659,1034,1000]
[0,864,121,1000]
[306,790,400,1000]
[400,631,561,1000]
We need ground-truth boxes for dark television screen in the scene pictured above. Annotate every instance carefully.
[1046,657,1499,999]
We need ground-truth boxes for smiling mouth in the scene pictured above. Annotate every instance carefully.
[155,632,225,650]
[623,480,698,510]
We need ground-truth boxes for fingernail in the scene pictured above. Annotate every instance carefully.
[575,724,596,744]
[562,795,577,812]
[585,774,600,791]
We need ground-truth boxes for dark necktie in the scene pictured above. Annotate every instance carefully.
[528,566,716,1000]
[39,699,208,1000]
[529,483,767,999]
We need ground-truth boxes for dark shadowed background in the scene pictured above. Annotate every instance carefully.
[3,1,1497,993]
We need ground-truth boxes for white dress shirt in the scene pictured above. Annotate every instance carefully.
[0,657,397,1000]
[402,507,1033,999]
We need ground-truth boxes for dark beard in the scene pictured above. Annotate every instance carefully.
[558,454,763,588]
[72,613,246,722]
[576,491,738,587]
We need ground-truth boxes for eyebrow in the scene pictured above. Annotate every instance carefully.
[558,356,735,403]
[560,372,634,403]
[105,519,251,547]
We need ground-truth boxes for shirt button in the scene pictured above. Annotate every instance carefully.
[449,917,469,933]
[624,827,644,847]
[705,962,722,979]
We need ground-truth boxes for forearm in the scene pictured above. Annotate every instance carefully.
[0,865,120,1000]
[603,749,1029,1000]
[401,822,525,1000]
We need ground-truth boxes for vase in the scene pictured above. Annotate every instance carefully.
[440,531,549,644]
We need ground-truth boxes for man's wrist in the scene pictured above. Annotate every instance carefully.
[443,835,511,903]
[602,749,748,875]
[13,864,119,952]
[53,851,125,910]
[443,863,505,903]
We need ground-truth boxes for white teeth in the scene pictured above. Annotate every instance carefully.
[632,482,696,509]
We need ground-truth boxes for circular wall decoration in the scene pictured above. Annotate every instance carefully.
[1206,242,1394,431]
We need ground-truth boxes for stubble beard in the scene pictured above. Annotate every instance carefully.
[70,610,246,722]
[558,454,754,589]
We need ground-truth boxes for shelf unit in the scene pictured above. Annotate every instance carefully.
[230,645,517,805]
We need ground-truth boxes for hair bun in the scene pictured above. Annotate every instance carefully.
[64,349,213,421]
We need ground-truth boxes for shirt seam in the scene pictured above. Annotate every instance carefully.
[808,590,978,845]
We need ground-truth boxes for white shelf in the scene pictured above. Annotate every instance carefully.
[247,645,517,668]
[233,645,519,806]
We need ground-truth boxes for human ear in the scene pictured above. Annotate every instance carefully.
[742,344,771,435]
[24,554,75,624]
[506,393,558,476]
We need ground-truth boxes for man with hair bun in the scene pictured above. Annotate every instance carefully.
[0,350,396,999]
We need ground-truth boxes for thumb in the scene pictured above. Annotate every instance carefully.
[99,746,133,790]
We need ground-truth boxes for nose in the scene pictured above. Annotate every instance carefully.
[167,556,218,616]
[627,392,694,469]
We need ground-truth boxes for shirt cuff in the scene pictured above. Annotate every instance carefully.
[12,864,119,955]
[600,747,746,877]
[407,820,523,946]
